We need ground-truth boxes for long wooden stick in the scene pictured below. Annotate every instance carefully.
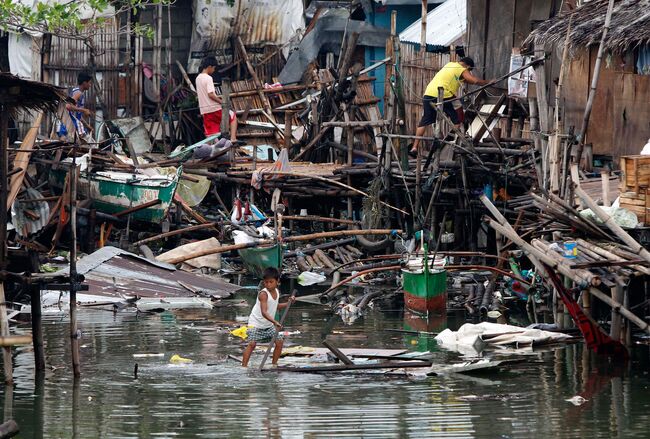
[159,240,273,265]
[133,222,220,246]
[574,0,615,166]
[283,229,399,243]
[259,289,297,371]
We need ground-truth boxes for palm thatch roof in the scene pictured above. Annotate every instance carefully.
[0,73,68,116]
[524,0,650,54]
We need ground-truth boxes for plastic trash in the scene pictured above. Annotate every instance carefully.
[169,354,193,364]
[298,271,326,286]
[580,206,638,228]
[132,353,164,358]
[230,325,250,340]
[566,395,588,406]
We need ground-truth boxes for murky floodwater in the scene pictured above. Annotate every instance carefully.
[3,281,650,438]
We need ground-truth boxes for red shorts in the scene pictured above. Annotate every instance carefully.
[202,110,236,136]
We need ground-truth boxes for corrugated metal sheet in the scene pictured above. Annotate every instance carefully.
[53,246,240,299]
[399,0,466,47]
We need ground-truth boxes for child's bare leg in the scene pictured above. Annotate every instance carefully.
[241,341,256,367]
[271,339,284,365]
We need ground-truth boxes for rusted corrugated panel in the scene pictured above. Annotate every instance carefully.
[55,247,240,299]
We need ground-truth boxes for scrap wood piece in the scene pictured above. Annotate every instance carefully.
[322,340,354,365]
[174,193,209,224]
[7,113,43,210]
[269,361,432,373]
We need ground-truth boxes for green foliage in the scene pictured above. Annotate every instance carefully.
[0,0,171,39]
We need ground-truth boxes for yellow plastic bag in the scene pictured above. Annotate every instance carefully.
[230,325,250,340]
[169,354,193,364]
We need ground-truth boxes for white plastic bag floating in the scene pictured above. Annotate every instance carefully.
[297,271,326,286]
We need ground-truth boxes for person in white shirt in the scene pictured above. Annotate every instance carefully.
[195,56,238,140]
[241,267,295,367]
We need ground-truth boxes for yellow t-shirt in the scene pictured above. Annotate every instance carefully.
[424,62,467,99]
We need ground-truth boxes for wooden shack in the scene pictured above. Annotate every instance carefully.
[468,0,650,163]
[526,0,650,160]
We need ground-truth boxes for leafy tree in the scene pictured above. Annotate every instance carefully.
[0,0,173,40]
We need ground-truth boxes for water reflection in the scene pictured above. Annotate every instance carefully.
[402,311,446,352]
[0,301,648,437]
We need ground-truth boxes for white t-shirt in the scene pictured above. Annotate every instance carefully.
[248,288,279,329]
[195,72,221,115]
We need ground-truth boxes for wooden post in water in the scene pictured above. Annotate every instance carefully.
[0,109,13,384]
[29,251,45,371]
[69,149,81,377]
[344,106,354,219]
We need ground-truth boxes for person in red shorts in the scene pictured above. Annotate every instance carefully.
[195,56,238,140]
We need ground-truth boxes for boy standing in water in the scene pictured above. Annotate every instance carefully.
[241,268,295,367]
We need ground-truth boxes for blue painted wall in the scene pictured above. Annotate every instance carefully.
[364,3,424,113]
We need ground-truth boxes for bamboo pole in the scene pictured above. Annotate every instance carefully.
[486,218,600,287]
[279,215,360,225]
[574,186,650,265]
[420,0,427,54]
[588,287,650,334]
[69,152,81,377]
[0,109,11,384]
[576,238,650,276]
[574,0,616,167]
[133,222,219,246]
[283,229,399,244]
[555,16,572,196]
[601,170,610,207]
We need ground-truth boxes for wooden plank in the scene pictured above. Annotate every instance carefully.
[7,113,43,210]
[322,340,354,365]
[269,361,432,373]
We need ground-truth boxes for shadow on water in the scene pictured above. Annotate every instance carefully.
[1,280,649,438]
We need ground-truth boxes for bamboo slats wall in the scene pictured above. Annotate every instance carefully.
[216,79,303,146]
[43,17,133,123]
[399,43,453,135]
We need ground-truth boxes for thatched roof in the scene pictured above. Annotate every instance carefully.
[525,0,650,54]
[0,73,68,115]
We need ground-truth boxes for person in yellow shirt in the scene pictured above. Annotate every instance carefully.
[411,57,492,154]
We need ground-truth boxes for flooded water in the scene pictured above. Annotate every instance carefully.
[4,281,650,438]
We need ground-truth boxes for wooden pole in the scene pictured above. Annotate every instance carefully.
[69,151,81,377]
[30,282,45,372]
[574,0,616,167]
[221,78,231,139]
[601,169,610,207]
[344,106,354,219]
[420,0,427,54]
[533,44,550,189]
[0,109,12,384]
[284,111,292,149]
[556,16,573,196]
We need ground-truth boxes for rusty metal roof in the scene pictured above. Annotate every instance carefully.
[53,246,240,300]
